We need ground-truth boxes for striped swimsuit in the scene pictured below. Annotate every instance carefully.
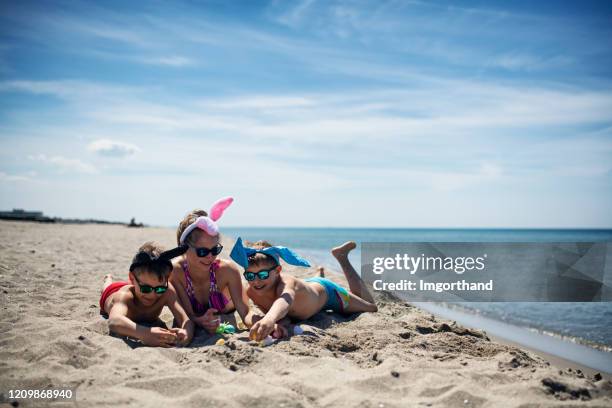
[181,259,229,315]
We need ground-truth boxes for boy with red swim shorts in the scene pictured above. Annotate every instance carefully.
[100,242,194,347]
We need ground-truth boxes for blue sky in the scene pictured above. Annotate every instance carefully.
[0,0,611,228]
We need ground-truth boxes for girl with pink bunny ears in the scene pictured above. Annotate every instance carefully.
[170,197,256,334]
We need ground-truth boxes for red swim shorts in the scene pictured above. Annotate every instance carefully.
[99,281,129,313]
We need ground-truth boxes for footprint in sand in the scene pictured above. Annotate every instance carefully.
[125,377,212,397]
[439,390,486,408]
[419,384,455,398]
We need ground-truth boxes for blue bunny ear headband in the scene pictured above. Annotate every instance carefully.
[230,237,311,270]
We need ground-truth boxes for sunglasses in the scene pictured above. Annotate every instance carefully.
[133,275,168,295]
[243,268,276,282]
[191,244,223,258]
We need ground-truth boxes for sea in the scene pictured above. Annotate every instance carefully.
[223,227,612,356]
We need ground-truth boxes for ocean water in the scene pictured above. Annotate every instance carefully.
[223,227,612,350]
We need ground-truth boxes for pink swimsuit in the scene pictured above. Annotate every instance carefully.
[181,259,229,316]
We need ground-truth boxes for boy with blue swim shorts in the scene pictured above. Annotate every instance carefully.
[230,239,377,341]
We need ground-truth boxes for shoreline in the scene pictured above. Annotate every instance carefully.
[488,334,610,380]
[287,244,612,372]
[411,302,612,377]
[327,265,612,376]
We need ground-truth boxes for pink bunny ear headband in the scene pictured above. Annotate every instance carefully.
[179,197,233,245]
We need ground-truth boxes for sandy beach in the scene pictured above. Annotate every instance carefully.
[1,220,611,407]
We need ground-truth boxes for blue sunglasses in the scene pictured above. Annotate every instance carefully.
[243,268,276,282]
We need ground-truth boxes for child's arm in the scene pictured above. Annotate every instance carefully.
[170,267,196,319]
[249,280,296,341]
[166,285,195,346]
[107,298,177,347]
[225,263,257,327]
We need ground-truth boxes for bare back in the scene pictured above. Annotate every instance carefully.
[247,274,328,320]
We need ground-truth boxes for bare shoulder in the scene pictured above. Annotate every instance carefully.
[217,258,242,283]
[276,274,297,295]
[171,257,185,271]
[108,286,135,313]
[114,285,135,302]
[218,258,240,274]
[170,259,185,283]
[281,274,298,286]
[163,284,178,303]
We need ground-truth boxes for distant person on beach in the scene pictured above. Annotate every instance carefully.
[230,238,378,342]
[127,217,143,228]
[99,242,194,347]
[171,198,258,333]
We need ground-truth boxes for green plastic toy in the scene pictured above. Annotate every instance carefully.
[215,322,236,334]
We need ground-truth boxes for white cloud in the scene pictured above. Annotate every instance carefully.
[38,13,153,48]
[140,56,195,67]
[202,96,315,110]
[75,84,612,139]
[427,163,504,192]
[28,154,97,174]
[80,50,198,68]
[0,171,33,182]
[271,0,316,28]
[489,53,573,71]
[0,79,139,102]
[88,139,139,157]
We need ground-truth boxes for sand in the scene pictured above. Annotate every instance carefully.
[0,220,611,407]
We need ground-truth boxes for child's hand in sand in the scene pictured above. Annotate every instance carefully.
[194,308,220,334]
[250,317,275,342]
[144,327,178,347]
[170,328,190,346]
[272,323,289,339]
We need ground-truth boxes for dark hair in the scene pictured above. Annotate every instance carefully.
[245,240,278,269]
[130,241,171,279]
[176,209,208,246]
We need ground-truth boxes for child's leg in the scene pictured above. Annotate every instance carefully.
[344,292,378,313]
[331,241,375,304]
[102,274,113,292]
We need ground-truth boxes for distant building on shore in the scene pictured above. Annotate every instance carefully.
[0,208,53,222]
[0,209,145,226]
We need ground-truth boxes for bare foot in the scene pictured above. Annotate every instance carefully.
[317,266,325,277]
[101,274,114,293]
[331,241,357,259]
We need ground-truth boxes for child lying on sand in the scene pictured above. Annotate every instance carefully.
[230,238,377,341]
[99,242,194,347]
[171,199,257,334]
